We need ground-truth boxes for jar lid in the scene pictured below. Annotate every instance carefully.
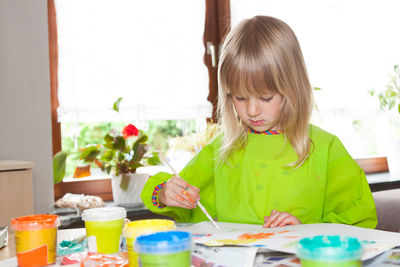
[123,219,175,239]
[82,207,126,222]
[11,214,60,231]
[135,231,191,254]
[297,235,363,261]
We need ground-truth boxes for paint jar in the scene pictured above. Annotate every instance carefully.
[82,207,127,254]
[297,235,363,267]
[135,231,192,267]
[11,214,60,267]
[122,219,175,267]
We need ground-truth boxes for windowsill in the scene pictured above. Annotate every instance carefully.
[62,165,170,182]
[367,171,400,192]
[366,172,397,184]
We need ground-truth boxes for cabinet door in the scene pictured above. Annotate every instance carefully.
[0,169,33,227]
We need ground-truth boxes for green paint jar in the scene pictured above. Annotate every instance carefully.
[135,231,191,267]
[297,235,363,267]
[82,207,126,254]
[123,219,176,267]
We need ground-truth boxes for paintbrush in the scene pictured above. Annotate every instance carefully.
[158,153,220,230]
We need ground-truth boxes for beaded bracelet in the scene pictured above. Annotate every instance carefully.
[152,181,167,209]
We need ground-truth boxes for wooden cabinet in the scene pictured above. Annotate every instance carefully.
[0,160,34,227]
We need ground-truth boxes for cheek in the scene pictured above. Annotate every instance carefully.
[267,102,282,118]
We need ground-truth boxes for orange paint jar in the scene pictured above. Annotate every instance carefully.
[11,214,60,267]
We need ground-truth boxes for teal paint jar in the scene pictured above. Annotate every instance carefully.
[135,231,191,267]
[297,235,363,267]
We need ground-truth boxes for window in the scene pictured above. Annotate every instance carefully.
[49,0,393,201]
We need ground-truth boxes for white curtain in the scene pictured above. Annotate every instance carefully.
[55,0,211,122]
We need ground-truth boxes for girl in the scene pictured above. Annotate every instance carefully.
[141,16,377,228]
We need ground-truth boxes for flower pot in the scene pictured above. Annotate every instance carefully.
[111,173,149,205]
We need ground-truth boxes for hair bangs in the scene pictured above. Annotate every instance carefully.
[220,48,280,98]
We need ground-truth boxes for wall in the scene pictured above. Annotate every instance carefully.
[0,0,54,213]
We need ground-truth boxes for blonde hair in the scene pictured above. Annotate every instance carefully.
[217,16,313,167]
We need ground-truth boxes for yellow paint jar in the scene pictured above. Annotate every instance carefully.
[123,219,175,267]
[11,214,60,267]
[82,207,127,254]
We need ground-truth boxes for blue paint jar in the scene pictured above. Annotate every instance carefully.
[297,235,363,267]
[135,231,192,267]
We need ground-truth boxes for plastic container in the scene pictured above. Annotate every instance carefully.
[135,231,191,267]
[82,207,127,254]
[80,253,129,267]
[297,235,363,267]
[123,219,175,267]
[11,214,60,267]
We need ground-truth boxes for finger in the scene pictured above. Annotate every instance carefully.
[270,213,291,227]
[184,186,200,202]
[160,183,195,208]
[169,191,196,209]
[188,184,200,194]
[264,210,281,228]
[268,212,291,228]
[263,216,270,228]
[170,186,197,207]
[166,198,193,209]
[173,180,199,203]
[280,215,301,226]
[278,216,297,227]
[276,213,296,226]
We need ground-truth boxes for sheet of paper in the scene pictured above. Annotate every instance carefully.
[178,222,400,261]
[192,244,259,267]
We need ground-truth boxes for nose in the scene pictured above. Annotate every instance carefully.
[247,98,260,117]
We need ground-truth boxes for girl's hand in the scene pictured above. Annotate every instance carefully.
[263,210,301,228]
[159,176,200,209]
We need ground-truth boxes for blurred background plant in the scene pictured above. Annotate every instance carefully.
[168,123,219,155]
[370,64,400,114]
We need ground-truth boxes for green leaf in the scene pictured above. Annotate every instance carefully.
[114,136,126,150]
[398,103,400,114]
[53,151,67,184]
[129,162,143,170]
[147,152,161,166]
[133,143,147,162]
[80,145,101,162]
[119,173,130,191]
[113,97,123,112]
[312,87,321,91]
[104,133,113,144]
[117,151,125,162]
[105,165,112,174]
[368,89,375,96]
[101,150,114,162]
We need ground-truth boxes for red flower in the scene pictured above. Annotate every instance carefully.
[122,124,139,139]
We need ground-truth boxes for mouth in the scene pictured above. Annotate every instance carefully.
[249,119,264,126]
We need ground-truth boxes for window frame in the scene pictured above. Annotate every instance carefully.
[48,0,388,201]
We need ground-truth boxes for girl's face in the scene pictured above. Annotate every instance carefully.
[232,93,283,132]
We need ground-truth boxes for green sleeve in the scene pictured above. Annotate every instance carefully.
[141,138,218,223]
[322,137,377,228]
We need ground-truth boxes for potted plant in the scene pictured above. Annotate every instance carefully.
[54,98,161,204]
[370,64,400,179]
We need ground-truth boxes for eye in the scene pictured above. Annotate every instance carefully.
[261,96,273,102]
[234,96,246,101]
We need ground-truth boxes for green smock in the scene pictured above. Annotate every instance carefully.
[141,125,377,228]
